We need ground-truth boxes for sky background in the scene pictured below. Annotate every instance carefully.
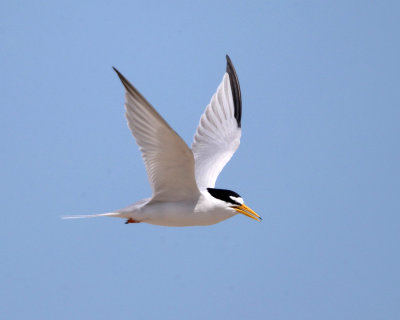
[1,1,399,319]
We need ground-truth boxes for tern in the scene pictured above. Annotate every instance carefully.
[64,55,261,226]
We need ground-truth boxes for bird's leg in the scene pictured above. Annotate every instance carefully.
[125,218,140,224]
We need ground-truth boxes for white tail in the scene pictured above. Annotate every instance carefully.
[61,212,121,220]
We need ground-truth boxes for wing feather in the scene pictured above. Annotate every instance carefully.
[113,68,200,201]
[192,56,242,190]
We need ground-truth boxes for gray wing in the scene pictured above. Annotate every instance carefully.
[113,68,200,201]
[191,56,242,190]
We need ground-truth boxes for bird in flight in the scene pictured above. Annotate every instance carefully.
[64,55,261,226]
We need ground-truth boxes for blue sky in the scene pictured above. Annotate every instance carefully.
[1,1,399,319]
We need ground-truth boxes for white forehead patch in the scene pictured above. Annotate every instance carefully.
[229,196,243,205]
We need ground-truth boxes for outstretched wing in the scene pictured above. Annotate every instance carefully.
[113,68,200,201]
[192,55,242,190]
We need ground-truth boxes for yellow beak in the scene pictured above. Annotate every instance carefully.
[233,203,262,222]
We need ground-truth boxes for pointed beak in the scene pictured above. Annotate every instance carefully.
[233,203,262,222]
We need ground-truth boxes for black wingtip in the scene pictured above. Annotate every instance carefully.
[112,66,134,93]
[112,66,121,77]
[112,66,124,82]
[225,55,242,128]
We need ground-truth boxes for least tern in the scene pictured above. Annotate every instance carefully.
[64,55,261,226]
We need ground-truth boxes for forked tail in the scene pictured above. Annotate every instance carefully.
[61,212,121,220]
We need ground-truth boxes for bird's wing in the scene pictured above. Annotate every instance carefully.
[113,68,200,202]
[192,55,242,190]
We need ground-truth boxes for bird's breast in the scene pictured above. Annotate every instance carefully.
[138,197,234,227]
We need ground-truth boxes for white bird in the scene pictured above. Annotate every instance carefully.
[64,55,261,226]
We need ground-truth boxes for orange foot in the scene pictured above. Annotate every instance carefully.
[125,218,140,224]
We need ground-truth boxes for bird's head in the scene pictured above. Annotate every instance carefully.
[207,188,262,222]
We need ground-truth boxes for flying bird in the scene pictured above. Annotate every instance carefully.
[64,55,261,226]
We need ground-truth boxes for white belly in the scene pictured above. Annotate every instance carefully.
[129,196,236,227]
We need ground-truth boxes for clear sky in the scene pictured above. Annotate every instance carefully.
[1,1,399,319]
